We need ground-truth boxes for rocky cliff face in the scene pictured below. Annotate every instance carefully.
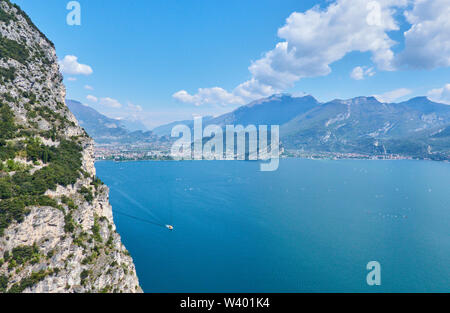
[0,0,141,293]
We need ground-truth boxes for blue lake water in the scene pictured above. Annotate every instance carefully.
[95,159,450,292]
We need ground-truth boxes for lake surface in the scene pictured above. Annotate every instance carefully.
[95,159,450,292]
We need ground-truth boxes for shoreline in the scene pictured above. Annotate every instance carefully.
[94,155,450,163]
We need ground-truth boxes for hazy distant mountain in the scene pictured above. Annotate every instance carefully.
[208,94,319,127]
[66,100,129,138]
[152,94,319,136]
[117,118,148,132]
[152,116,214,136]
[66,100,157,144]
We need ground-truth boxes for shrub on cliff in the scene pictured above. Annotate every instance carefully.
[0,103,17,140]
[0,35,29,65]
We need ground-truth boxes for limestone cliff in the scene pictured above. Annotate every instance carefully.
[0,0,141,293]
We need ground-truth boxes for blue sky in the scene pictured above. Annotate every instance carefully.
[13,0,450,128]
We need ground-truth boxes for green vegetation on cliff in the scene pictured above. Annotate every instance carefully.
[0,103,84,236]
[0,66,16,84]
[1,0,53,47]
[0,0,140,294]
[7,269,52,293]
[0,35,29,65]
[0,5,16,24]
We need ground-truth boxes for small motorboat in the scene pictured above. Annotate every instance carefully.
[166,225,174,230]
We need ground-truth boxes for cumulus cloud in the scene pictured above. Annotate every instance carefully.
[174,0,406,106]
[351,67,365,80]
[350,66,376,80]
[66,77,77,81]
[255,0,401,76]
[428,84,450,104]
[174,0,450,106]
[86,95,98,102]
[100,97,122,108]
[84,85,94,90]
[127,102,143,112]
[395,0,450,69]
[173,87,246,106]
[374,88,412,103]
[58,55,93,76]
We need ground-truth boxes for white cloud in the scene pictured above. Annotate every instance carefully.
[174,0,406,106]
[100,97,122,108]
[395,0,450,69]
[173,87,246,106]
[127,102,143,112]
[86,95,98,102]
[173,90,196,104]
[84,85,94,90]
[58,55,93,76]
[252,0,401,78]
[173,0,450,106]
[374,88,412,103]
[351,67,365,80]
[67,77,77,81]
[428,84,450,104]
[350,66,375,80]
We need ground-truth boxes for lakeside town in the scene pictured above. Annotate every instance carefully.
[94,143,173,161]
[94,144,420,162]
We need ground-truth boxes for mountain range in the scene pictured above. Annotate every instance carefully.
[152,94,450,160]
[66,100,158,144]
[152,94,319,136]
[66,93,450,160]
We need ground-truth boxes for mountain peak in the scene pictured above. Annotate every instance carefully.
[400,96,444,107]
[297,94,318,102]
[352,96,381,103]
[406,96,433,103]
[271,92,292,98]
[247,93,290,107]
[247,93,319,108]
[329,96,381,105]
